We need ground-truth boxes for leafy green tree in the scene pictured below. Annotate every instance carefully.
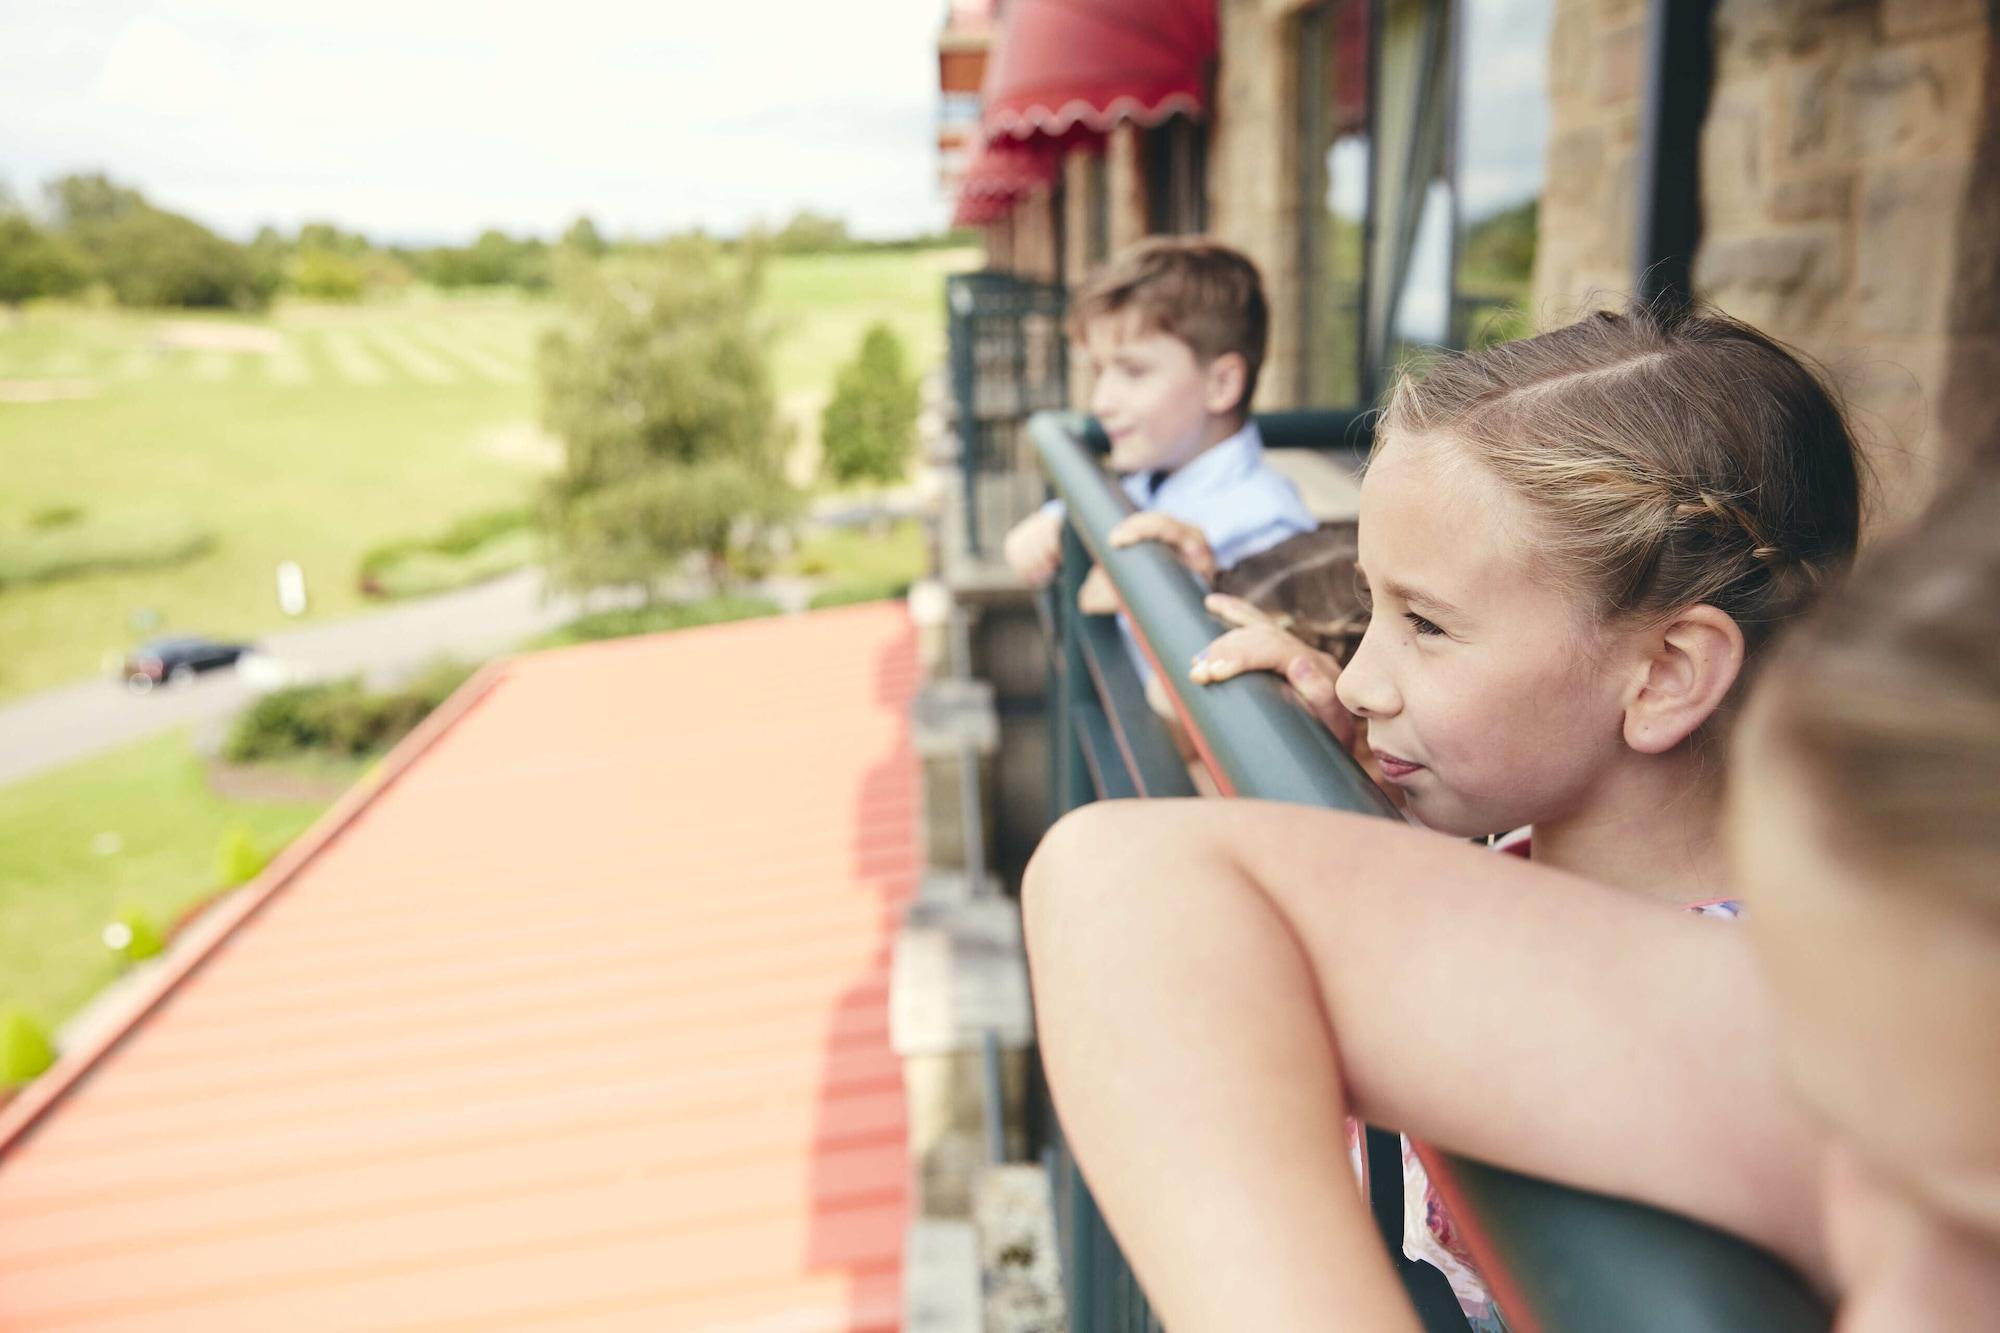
[561,215,607,257]
[771,209,850,254]
[820,322,920,487]
[44,172,144,228]
[538,243,795,592]
[291,247,366,301]
[0,214,88,307]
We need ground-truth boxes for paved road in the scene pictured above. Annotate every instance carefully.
[0,570,611,788]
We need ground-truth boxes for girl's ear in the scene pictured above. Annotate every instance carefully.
[1622,604,1746,754]
[1203,352,1248,417]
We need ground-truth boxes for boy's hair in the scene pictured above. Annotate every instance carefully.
[1758,454,2000,916]
[1068,236,1269,416]
[1382,301,1864,656]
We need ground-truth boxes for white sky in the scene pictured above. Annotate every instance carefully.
[0,0,950,244]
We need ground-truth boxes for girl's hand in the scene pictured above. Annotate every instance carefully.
[1192,593,1358,748]
[1108,512,1218,580]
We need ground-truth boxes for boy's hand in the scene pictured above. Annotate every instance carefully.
[1004,510,1065,587]
[1108,512,1217,580]
[1190,593,1358,748]
[1077,564,1119,615]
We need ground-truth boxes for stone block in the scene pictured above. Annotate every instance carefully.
[1768,172,1855,222]
[913,678,1000,758]
[1855,162,1966,335]
[1695,226,1844,331]
[904,1220,983,1333]
[891,895,1036,1057]
[1882,0,1991,41]
[1698,85,1767,228]
[976,1165,1069,1333]
[1594,21,1643,106]
[1848,38,1983,161]
[1545,125,1607,208]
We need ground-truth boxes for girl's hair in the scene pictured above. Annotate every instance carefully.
[1382,302,1863,652]
[1757,454,2000,915]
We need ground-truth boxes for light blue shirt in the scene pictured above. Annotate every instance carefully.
[1041,421,1317,571]
[1042,422,1318,680]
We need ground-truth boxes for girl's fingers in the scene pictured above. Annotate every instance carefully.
[1189,627,1295,683]
[1203,592,1278,630]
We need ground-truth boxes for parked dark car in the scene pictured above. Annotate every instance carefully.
[124,636,252,693]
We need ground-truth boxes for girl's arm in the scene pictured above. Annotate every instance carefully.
[1023,798,1825,1332]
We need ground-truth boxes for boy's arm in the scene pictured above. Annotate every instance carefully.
[1004,508,1066,586]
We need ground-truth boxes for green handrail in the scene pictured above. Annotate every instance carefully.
[1029,408,1830,1333]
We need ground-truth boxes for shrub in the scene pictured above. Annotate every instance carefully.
[357,507,536,598]
[0,511,213,589]
[807,577,913,610]
[527,594,781,649]
[0,214,88,307]
[291,248,366,302]
[216,828,269,888]
[0,1008,54,1087]
[223,660,478,761]
[103,907,165,963]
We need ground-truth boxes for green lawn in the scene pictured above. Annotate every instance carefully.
[0,730,347,1029]
[0,249,972,702]
[0,295,548,699]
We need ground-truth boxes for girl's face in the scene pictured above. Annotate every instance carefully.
[1335,432,1633,836]
[1729,720,2000,1313]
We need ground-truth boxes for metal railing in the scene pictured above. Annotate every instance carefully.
[1029,408,1830,1333]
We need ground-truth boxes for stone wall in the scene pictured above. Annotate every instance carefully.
[1534,0,1647,317]
[1699,0,1998,521]
[1209,0,1316,409]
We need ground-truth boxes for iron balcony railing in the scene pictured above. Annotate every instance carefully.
[1029,408,1830,1333]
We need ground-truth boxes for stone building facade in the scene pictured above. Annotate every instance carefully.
[958,0,2000,521]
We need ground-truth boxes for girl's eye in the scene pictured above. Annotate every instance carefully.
[1405,612,1444,638]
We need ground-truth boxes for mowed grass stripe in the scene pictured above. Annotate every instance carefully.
[263,338,312,385]
[319,328,390,385]
[406,325,528,383]
[190,351,237,382]
[367,328,458,383]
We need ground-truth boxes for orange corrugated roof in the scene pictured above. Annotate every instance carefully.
[0,603,919,1331]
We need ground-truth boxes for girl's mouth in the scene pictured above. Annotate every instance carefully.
[1373,750,1424,782]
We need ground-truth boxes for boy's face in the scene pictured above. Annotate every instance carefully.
[1083,311,1243,474]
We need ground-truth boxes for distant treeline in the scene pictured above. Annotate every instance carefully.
[0,174,974,311]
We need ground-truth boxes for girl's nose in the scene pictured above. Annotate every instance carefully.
[1334,622,1400,720]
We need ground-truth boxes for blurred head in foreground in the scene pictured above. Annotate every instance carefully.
[1731,453,2000,1327]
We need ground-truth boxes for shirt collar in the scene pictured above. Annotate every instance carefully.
[1151,421,1264,504]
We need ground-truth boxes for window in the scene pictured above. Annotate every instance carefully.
[1086,150,1111,265]
[1144,114,1208,235]
[1298,0,1553,407]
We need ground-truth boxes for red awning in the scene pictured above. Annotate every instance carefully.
[951,137,1059,227]
[981,0,1218,142]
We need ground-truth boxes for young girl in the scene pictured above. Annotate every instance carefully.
[1024,303,1864,1329]
[1731,458,2000,1329]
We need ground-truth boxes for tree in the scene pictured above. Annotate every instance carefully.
[0,214,88,307]
[538,242,795,593]
[561,215,607,257]
[291,247,366,301]
[770,209,850,254]
[44,174,270,310]
[44,172,144,228]
[819,322,920,487]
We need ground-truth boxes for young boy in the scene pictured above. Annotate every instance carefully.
[1003,238,1316,609]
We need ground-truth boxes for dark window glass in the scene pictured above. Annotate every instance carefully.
[1144,115,1208,235]
[1299,0,1371,406]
